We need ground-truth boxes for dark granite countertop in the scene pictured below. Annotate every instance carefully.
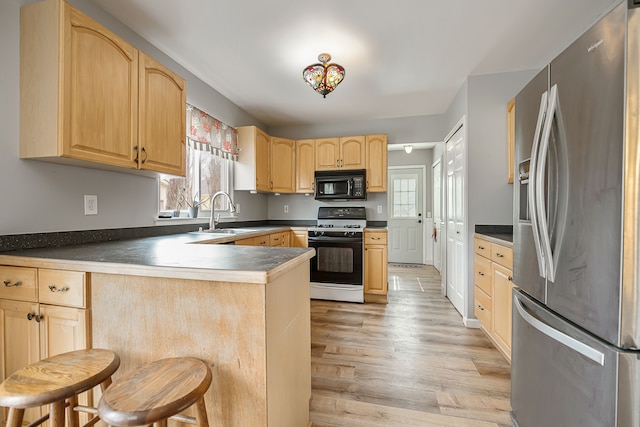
[474,225,513,245]
[0,228,314,284]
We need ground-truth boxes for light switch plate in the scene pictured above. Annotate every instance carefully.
[377,205,383,214]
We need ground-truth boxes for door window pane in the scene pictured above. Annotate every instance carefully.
[392,177,418,218]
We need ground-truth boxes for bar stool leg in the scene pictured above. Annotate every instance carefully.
[6,408,25,427]
[67,395,80,427]
[195,397,209,427]
[50,400,66,427]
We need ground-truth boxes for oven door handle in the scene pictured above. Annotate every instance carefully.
[308,237,362,244]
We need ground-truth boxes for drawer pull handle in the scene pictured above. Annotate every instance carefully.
[372,237,381,240]
[3,280,21,287]
[477,305,484,311]
[496,253,504,257]
[478,272,484,276]
[48,285,69,293]
[508,276,513,282]
[478,246,485,250]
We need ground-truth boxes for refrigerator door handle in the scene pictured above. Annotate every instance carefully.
[514,294,605,366]
[536,84,558,283]
[528,90,549,278]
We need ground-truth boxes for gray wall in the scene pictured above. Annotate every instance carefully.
[440,70,538,322]
[388,148,435,215]
[1,0,265,235]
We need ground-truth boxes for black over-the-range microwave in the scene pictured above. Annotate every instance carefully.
[314,169,366,200]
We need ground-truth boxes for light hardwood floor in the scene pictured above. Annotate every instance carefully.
[310,264,513,427]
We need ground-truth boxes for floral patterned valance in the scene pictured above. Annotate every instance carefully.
[186,104,238,160]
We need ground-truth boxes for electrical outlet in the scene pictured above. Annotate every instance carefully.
[84,195,98,215]
[377,205,383,214]
[284,205,289,213]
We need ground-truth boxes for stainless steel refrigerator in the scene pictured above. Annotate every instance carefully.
[512,1,640,426]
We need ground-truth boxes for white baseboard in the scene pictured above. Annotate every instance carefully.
[464,317,481,329]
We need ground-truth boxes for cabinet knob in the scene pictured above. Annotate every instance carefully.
[3,280,21,287]
[27,313,35,320]
[35,315,43,323]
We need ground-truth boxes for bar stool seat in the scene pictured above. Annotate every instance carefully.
[0,349,120,427]
[97,357,212,427]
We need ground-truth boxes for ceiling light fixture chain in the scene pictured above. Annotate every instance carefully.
[302,53,345,98]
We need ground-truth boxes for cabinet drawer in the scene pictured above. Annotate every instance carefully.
[474,238,491,258]
[0,266,37,302]
[491,244,513,269]
[269,233,283,246]
[474,256,492,295]
[474,285,491,329]
[365,231,387,245]
[254,235,270,246]
[38,269,87,308]
[235,237,256,246]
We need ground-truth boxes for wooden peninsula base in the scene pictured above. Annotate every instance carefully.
[90,262,311,427]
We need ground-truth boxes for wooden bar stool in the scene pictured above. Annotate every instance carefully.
[0,348,120,427]
[97,357,212,427]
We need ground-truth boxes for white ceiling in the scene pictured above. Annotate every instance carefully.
[90,0,619,128]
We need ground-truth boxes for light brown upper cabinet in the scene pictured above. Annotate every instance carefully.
[20,0,186,176]
[507,98,515,184]
[365,134,387,192]
[315,136,366,170]
[235,126,270,192]
[270,137,296,193]
[296,139,315,194]
[138,52,186,176]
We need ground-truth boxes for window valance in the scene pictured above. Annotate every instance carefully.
[186,104,238,160]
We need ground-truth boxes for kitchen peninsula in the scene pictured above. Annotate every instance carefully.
[0,231,314,427]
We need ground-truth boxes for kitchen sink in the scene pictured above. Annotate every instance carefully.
[190,228,256,235]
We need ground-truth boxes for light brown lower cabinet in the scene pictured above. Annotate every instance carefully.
[473,236,513,362]
[364,230,388,303]
[0,266,90,425]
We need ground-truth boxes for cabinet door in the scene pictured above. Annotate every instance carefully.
[255,128,271,192]
[364,244,388,295]
[365,134,387,192]
[296,139,315,194]
[315,138,340,170]
[340,136,366,170]
[62,3,138,168]
[39,305,89,359]
[291,230,308,248]
[492,263,513,355]
[0,299,41,424]
[270,137,295,193]
[138,52,186,176]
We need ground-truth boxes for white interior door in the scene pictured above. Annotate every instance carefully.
[432,158,442,273]
[388,167,424,264]
[445,124,465,316]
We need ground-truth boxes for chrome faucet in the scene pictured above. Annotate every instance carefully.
[209,191,236,230]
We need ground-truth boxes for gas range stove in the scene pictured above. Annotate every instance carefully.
[308,207,367,236]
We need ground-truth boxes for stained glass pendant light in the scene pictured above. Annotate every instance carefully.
[302,53,345,98]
